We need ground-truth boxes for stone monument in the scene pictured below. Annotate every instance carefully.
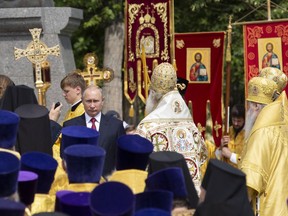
[0,0,83,119]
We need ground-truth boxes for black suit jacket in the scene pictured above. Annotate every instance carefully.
[63,113,125,176]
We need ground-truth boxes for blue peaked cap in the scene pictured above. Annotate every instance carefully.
[0,198,26,216]
[58,192,91,216]
[64,144,106,183]
[90,181,135,216]
[0,152,20,197]
[117,134,153,171]
[145,167,188,199]
[61,126,99,158]
[134,208,170,216]
[17,170,38,206]
[135,190,173,212]
[20,151,58,194]
[0,110,19,149]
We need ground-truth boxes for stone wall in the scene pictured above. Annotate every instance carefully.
[0,6,83,122]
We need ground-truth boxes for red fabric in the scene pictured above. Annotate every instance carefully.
[174,32,225,146]
[124,0,173,103]
[90,117,97,130]
[243,20,288,95]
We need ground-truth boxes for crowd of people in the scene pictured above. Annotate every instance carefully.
[0,63,287,216]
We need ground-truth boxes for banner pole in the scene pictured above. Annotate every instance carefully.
[267,0,271,21]
[224,16,232,135]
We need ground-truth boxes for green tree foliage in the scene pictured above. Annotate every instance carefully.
[55,0,288,103]
[54,0,123,69]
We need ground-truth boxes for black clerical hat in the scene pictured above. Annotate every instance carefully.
[194,159,254,216]
[15,104,52,155]
[0,84,38,111]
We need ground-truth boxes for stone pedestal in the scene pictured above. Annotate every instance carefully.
[0,7,83,119]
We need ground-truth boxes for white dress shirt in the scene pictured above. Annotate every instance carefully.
[85,112,101,131]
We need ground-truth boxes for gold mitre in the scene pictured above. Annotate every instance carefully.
[150,62,177,94]
[108,169,148,194]
[259,67,288,93]
[247,76,278,105]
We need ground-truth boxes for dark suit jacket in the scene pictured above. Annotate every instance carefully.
[63,113,125,176]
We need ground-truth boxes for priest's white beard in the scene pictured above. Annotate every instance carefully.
[244,104,264,139]
[145,90,162,115]
[145,92,157,115]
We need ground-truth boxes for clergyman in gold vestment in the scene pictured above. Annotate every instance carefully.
[240,76,288,216]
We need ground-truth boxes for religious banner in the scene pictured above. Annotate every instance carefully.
[243,20,288,95]
[124,0,174,113]
[174,32,225,146]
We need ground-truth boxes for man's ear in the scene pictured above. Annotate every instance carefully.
[254,103,260,111]
[272,90,279,101]
[75,86,81,94]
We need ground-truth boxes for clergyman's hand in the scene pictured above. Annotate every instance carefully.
[221,146,232,159]
[221,135,230,147]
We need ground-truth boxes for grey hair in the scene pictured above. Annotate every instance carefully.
[82,84,103,97]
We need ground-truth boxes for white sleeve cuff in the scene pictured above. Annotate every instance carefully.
[215,148,222,160]
[230,153,237,164]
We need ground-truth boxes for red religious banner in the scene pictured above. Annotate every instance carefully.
[174,32,225,146]
[124,0,174,111]
[243,20,288,95]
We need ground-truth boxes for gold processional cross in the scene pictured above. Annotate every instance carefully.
[14,28,60,105]
[79,53,114,86]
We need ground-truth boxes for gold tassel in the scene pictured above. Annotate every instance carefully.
[129,104,134,117]
[188,100,193,120]
[172,58,177,72]
[152,59,158,71]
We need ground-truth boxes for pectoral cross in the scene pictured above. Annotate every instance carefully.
[14,28,60,105]
[213,121,222,137]
[79,53,114,86]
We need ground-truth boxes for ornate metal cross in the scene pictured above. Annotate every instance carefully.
[79,53,114,86]
[14,28,60,105]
